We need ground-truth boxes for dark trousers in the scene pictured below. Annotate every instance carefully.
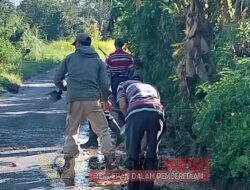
[111,76,128,125]
[111,76,129,102]
[126,111,164,190]
[88,116,121,142]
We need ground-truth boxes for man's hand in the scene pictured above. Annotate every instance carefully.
[102,100,112,111]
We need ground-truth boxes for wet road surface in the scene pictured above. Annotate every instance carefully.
[0,69,120,190]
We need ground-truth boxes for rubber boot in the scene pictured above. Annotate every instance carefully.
[80,123,98,149]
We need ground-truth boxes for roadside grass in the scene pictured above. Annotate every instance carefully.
[0,39,114,93]
[92,38,115,59]
[17,40,75,80]
[0,40,73,92]
[40,40,75,61]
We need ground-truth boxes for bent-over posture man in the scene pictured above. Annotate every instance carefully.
[117,77,164,190]
[54,33,115,172]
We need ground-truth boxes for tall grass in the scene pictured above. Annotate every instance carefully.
[0,37,22,92]
[0,38,114,92]
[92,38,115,59]
[40,40,75,61]
[0,39,73,92]
[15,40,74,80]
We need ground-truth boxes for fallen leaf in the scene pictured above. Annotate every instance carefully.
[10,162,18,167]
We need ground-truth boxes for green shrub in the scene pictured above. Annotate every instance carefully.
[19,27,44,60]
[116,0,184,107]
[193,62,250,188]
[211,19,250,71]
[0,72,21,84]
[0,75,9,92]
[0,37,22,69]
[0,37,22,91]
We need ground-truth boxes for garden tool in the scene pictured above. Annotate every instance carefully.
[47,89,62,101]
[98,47,108,58]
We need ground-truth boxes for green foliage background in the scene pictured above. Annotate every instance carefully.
[0,0,114,92]
[115,0,184,107]
[0,0,249,189]
[194,63,250,187]
[113,1,249,189]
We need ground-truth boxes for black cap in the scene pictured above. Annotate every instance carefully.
[72,33,91,45]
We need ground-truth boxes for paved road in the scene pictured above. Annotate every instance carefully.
[0,69,113,190]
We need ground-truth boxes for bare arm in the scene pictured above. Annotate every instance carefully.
[118,97,127,116]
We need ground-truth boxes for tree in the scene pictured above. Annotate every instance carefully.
[19,0,88,39]
[176,0,217,99]
[18,0,65,40]
[0,0,24,39]
[18,0,113,40]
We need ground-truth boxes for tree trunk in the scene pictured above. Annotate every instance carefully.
[235,0,242,20]
[222,0,231,22]
[176,0,216,100]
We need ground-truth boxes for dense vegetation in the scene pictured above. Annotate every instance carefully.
[0,0,113,92]
[113,0,249,189]
[0,0,249,189]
